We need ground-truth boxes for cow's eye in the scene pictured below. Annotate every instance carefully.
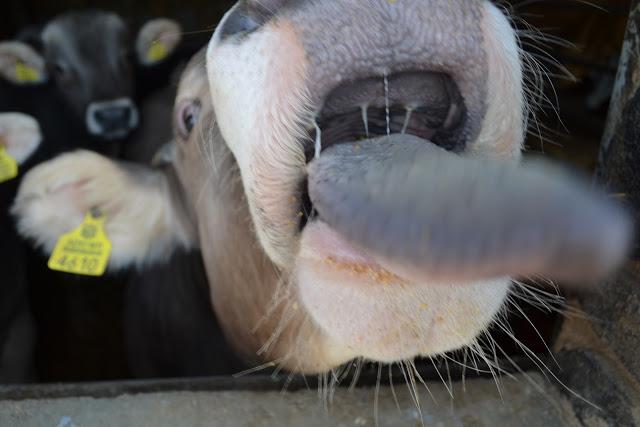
[176,99,201,140]
[218,1,273,40]
[52,61,70,79]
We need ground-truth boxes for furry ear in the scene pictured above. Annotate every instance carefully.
[0,113,41,164]
[151,142,177,167]
[0,41,47,85]
[11,150,197,271]
[135,18,182,66]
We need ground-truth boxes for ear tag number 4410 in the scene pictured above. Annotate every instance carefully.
[0,146,18,183]
[48,210,112,277]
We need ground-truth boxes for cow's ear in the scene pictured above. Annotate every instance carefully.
[0,41,48,85]
[151,142,177,167]
[0,113,41,165]
[11,150,197,272]
[135,19,182,66]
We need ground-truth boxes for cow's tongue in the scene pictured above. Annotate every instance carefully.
[307,134,633,285]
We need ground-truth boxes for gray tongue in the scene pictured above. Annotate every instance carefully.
[307,134,633,285]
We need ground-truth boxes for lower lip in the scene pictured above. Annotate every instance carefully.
[299,220,408,286]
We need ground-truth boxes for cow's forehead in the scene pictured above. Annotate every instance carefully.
[177,51,209,104]
[42,12,128,56]
[49,11,126,34]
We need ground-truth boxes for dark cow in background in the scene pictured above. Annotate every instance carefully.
[124,247,243,378]
[0,11,183,155]
[0,113,41,383]
[0,10,194,382]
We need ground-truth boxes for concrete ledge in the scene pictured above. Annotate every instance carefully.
[0,373,579,427]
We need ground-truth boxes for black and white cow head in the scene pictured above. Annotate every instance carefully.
[0,11,182,140]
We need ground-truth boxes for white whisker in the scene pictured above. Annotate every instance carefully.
[232,360,279,378]
[495,321,601,409]
[349,358,364,391]
[388,364,401,413]
[399,361,420,411]
[361,104,370,138]
[401,107,413,134]
[430,357,453,398]
[281,371,296,394]
[374,363,382,427]
[411,361,437,404]
[406,360,425,427]
[314,121,322,159]
[383,72,390,135]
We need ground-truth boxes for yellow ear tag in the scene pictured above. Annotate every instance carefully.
[48,210,112,277]
[147,41,168,63]
[0,146,18,183]
[15,61,40,83]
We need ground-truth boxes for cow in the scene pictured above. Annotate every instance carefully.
[124,247,243,378]
[0,12,183,156]
[0,11,186,382]
[0,112,41,382]
[12,0,632,382]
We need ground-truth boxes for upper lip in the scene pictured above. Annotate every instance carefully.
[304,70,467,163]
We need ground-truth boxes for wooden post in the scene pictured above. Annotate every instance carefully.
[584,0,640,380]
[554,4,640,424]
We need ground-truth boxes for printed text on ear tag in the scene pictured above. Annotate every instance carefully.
[147,41,168,63]
[48,211,112,277]
[0,146,18,183]
[15,61,40,83]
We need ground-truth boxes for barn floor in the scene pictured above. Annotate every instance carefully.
[0,373,582,427]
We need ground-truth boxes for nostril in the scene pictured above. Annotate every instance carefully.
[94,107,131,126]
[87,99,138,137]
[219,0,290,40]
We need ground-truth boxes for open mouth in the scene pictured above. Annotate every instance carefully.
[300,70,468,230]
[294,68,631,286]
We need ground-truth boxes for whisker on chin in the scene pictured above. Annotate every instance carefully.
[411,361,437,404]
[510,297,561,368]
[256,298,298,356]
[349,358,364,391]
[388,364,401,413]
[361,105,370,138]
[439,351,494,376]
[511,278,590,321]
[252,273,292,334]
[469,339,504,399]
[405,360,425,427]
[319,371,329,411]
[398,360,419,412]
[494,319,601,409]
[232,359,280,378]
[281,370,296,394]
[373,362,382,427]
[429,356,453,399]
